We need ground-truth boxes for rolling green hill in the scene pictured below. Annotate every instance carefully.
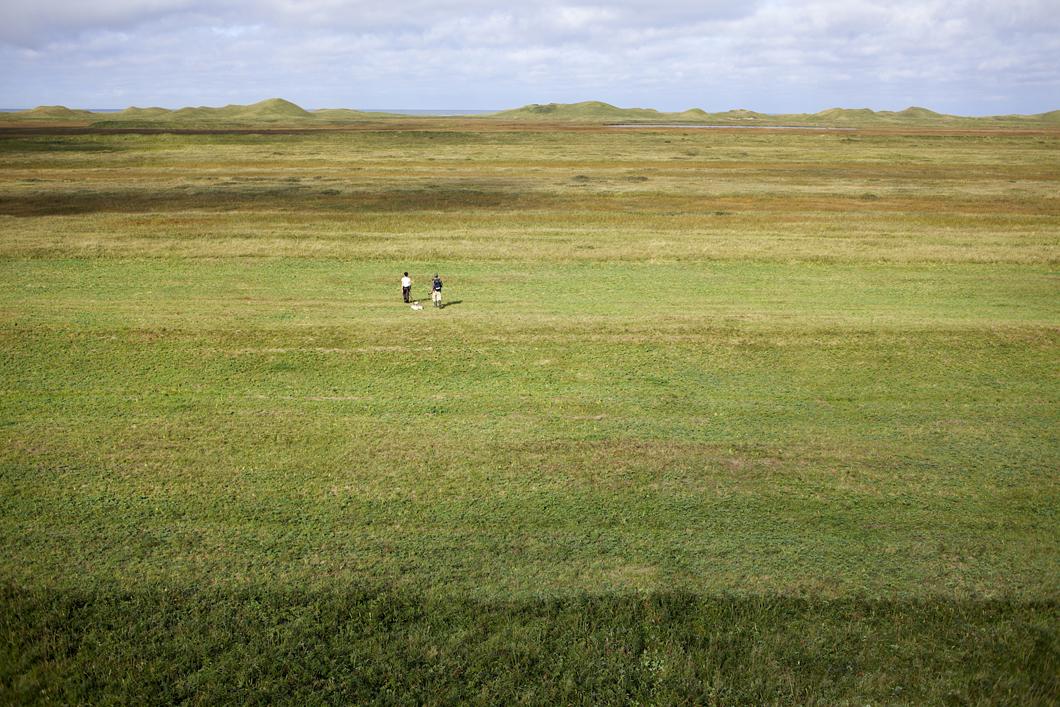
[490,101,767,123]
[712,108,770,121]
[83,101,389,128]
[90,99,395,127]
[116,106,172,119]
[812,107,879,121]
[106,98,317,126]
[490,102,1058,127]
[5,105,96,121]
[1,99,324,128]
[490,101,731,123]
[896,106,944,118]
[491,100,670,121]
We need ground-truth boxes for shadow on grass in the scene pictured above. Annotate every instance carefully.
[1,584,1055,704]
[441,300,463,309]
[0,187,554,217]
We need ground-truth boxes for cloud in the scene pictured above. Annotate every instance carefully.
[0,0,205,45]
[0,0,1056,113]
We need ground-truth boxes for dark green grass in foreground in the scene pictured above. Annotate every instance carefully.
[3,586,1056,704]
[1,127,1058,702]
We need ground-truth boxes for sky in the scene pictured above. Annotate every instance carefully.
[0,0,1057,114]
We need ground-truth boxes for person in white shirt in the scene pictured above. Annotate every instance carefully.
[401,272,412,303]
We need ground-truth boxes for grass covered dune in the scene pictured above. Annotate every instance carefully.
[3,97,1059,128]
[1,123,1058,702]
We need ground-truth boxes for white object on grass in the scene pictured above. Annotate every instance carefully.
[410,301,423,310]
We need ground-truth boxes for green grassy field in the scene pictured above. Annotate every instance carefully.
[1,123,1058,703]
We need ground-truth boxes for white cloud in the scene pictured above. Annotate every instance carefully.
[0,0,1055,113]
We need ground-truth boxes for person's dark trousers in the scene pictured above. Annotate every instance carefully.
[402,286,411,303]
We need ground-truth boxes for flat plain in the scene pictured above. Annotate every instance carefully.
[1,120,1058,703]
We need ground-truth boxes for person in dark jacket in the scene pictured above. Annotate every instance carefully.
[431,273,443,308]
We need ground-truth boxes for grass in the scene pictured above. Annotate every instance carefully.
[4,587,1055,704]
[1,122,1058,702]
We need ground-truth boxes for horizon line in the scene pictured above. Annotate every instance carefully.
[3,99,1057,118]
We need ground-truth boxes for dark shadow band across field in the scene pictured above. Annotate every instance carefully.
[0,186,553,217]
[3,187,1057,219]
[2,584,1055,704]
